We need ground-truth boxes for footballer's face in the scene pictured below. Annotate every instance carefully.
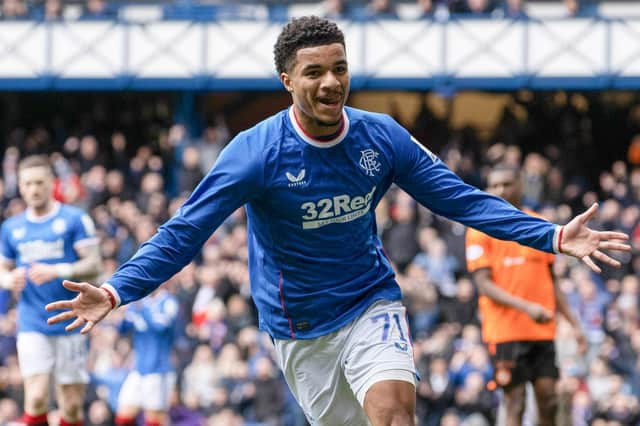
[281,43,350,137]
[19,166,54,212]
[487,169,522,207]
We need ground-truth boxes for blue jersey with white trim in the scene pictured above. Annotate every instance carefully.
[0,203,98,334]
[107,106,558,339]
[120,290,177,375]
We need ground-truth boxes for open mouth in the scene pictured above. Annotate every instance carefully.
[318,94,342,104]
[318,98,342,108]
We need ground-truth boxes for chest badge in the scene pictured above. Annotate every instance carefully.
[359,149,381,176]
[52,218,67,234]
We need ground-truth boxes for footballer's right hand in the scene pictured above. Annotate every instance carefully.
[45,280,112,334]
[525,303,553,323]
[10,267,26,294]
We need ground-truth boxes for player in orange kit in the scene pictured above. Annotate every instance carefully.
[465,164,586,426]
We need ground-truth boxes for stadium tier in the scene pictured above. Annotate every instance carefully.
[1,6,640,90]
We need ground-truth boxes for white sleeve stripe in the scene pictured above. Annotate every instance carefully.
[101,283,122,308]
[73,237,100,249]
[552,225,561,254]
[410,135,438,162]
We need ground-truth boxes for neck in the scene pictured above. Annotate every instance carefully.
[30,200,54,217]
[293,105,343,139]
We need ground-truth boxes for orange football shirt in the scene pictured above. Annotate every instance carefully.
[465,209,556,344]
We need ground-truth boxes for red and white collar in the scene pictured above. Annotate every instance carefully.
[288,106,350,148]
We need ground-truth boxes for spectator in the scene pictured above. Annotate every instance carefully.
[31,0,62,21]
[416,0,436,19]
[81,0,115,19]
[0,0,28,19]
[450,0,495,15]
[364,0,398,19]
[86,399,113,426]
[382,190,419,273]
[416,356,455,426]
[398,263,439,338]
[413,236,459,300]
[109,132,130,174]
[178,146,204,196]
[247,356,285,424]
[500,0,526,19]
[323,0,348,20]
[43,0,62,20]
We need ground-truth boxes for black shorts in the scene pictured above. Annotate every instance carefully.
[488,340,559,388]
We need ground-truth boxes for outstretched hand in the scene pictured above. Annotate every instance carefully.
[46,280,113,334]
[560,203,631,273]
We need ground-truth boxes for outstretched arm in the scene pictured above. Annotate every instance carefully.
[46,280,113,334]
[45,133,265,333]
[392,128,630,273]
[557,203,629,273]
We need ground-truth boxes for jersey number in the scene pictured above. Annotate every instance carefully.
[371,312,407,343]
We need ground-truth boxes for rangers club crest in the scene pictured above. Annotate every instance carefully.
[359,149,381,176]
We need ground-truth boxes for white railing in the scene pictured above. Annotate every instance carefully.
[1,18,639,90]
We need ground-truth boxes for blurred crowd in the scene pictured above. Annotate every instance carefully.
[0,0,603,22]
[0,89,638,426]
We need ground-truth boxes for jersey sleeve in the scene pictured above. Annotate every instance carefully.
[465,228,492,272]
[71,212,99,249]
[0,222,15,263]
[108,134,265,305]
[388,121,559,254]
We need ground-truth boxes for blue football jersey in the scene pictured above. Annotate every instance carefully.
[0,203,98,334]
[106,106,559,339]
[120,290,177,374]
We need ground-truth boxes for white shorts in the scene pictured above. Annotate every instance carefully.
[118,371,176,412]
[16,332,89,384]
[273,300,417,426]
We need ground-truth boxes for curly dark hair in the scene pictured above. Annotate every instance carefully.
[274,16,345,75]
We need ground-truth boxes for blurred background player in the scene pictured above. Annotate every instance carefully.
[0,155,101,426]
[465,163,587,426]
[114,287,178,426]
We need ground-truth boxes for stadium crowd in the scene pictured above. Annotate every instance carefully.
[0,90,638,426]
[0,0,601,22]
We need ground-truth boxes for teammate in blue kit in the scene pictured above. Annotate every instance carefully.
[47,16,630,426]
[114,288,178,426]
[0,155,102,426]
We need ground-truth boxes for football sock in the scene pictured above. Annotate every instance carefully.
[21,412,48,426]
[115,415,136,426]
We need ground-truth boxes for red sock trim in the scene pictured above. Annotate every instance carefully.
[59,418,82,426]
[115,415,136,426]
[22,412,48,425]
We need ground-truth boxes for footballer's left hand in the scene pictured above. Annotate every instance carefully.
[559,203,631,273]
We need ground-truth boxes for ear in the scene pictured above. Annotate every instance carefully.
[280,72,293,93]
